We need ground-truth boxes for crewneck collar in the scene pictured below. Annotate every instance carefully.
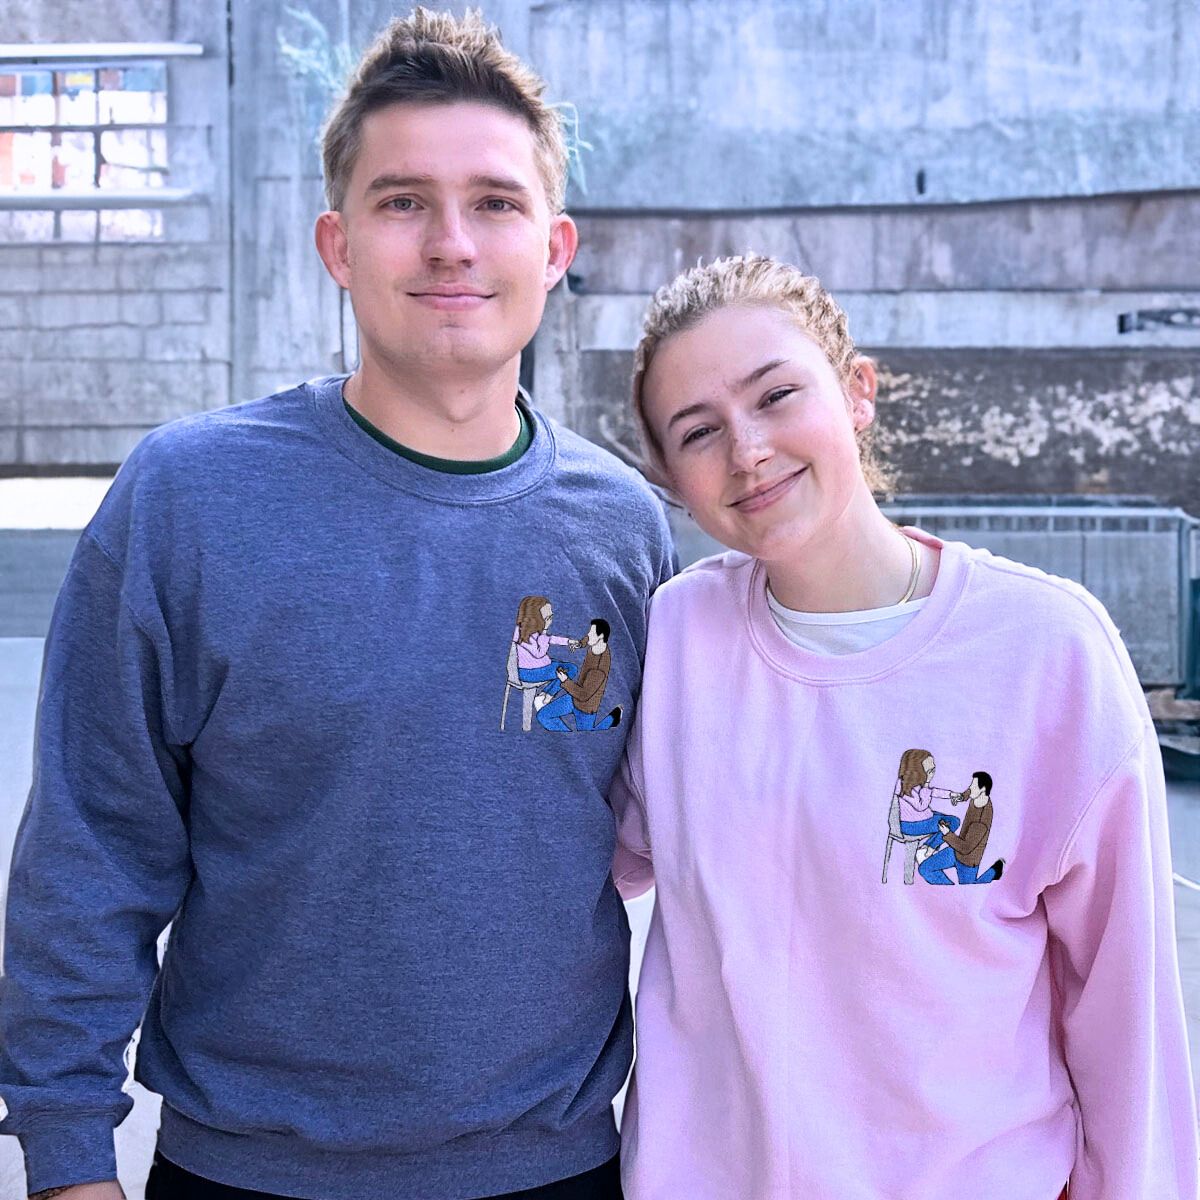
[307,374,556,505]
[744,527,970,684]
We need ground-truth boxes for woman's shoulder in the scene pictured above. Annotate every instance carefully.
[951,539,1144,714]
[956,541,1118,639]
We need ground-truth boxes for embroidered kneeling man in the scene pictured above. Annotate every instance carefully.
[917,770,1005,885]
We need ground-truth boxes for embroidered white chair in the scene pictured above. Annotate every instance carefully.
[500,641,545,733]
[882,793,926,885]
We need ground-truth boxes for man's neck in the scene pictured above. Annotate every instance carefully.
[344,357,523,461]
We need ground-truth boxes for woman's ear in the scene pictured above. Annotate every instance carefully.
[850,357,878,432]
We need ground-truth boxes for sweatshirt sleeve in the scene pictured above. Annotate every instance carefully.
[610,730,653,901]
[0,533,192,1194]
[1041,725,1199,1200]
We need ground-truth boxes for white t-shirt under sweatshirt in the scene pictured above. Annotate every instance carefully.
[611,529,1197,1200]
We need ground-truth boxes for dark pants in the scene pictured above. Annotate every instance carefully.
[145,1150,623,1200]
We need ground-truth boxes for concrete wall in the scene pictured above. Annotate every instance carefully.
[0,0,231,468]
[554,192,1200,513]
[0,0,1197,516]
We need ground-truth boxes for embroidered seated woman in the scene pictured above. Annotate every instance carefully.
[511,594,581,695]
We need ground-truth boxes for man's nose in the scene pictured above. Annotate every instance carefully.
[424,209,476,265]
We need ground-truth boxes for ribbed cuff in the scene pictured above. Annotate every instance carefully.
[20,1115,117,1195]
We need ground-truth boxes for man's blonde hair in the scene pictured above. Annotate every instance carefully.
[631,254,891,492]
[320,7,568,213]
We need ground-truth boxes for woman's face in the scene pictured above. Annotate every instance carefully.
[641,304,875,563]
[540,603,553,629]
[923,755,935,782]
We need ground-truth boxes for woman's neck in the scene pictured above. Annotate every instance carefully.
[764,490,938,614]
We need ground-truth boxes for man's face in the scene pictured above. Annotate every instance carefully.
[318,101,576,379]
[968,777,983,800]
[586,624,601,650]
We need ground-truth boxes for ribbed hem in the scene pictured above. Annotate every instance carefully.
[158,1104,619,1200]
[19,1114,117,1195]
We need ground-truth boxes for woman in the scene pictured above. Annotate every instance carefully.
[512,594,580,695]
[611,255,1196,1198]
[894,746,964,853]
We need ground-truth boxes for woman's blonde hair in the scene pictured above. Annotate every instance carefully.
[630,254,891,493]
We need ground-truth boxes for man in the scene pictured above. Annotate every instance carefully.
[917,771,1006,885]
[535,620,621,732]
[0,10,672,1200]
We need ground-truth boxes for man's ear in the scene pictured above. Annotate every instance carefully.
[850,356,878,432]
[315,210,352,290]
[545,213,579,291]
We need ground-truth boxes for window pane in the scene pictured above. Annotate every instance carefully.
[15,71,55,127]
[99,128,167,189]
[56,69,98,126]
[60,208,98,240]
[99,63,166,124]
[100,207,163,241]
[54,131,97,188]
[0,209,54,241]
[9,130,53,189]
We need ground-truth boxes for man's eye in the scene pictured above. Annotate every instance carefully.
[482,197,516,212]
[386,197,417,211]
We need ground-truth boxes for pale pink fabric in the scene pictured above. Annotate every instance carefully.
[612,532,1197,1200]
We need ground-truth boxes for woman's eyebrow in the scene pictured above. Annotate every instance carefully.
[735,358,790,391]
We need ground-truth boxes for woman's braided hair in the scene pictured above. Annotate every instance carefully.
[630,254,891,493]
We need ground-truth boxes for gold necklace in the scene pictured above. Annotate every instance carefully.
[896,529,920,604]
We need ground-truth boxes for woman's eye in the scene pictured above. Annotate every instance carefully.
[763,387,796,406]
[681,426,713,447]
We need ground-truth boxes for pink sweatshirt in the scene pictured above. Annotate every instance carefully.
[512,625,570,670]
[612,533,1198,1200]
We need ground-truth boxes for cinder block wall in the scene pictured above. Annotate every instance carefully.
[0,0,230,470]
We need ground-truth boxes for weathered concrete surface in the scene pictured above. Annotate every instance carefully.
[573,193,1200,293]
[574,346,1200,515]
[528,0,1200,209]
[576,290,1200,351]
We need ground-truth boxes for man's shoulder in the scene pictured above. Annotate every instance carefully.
[132,381,315,469]
[84,381,318,554]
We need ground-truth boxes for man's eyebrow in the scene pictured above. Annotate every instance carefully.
[363,173,534,199]
[364,173,435,194]
[470,174,534,199]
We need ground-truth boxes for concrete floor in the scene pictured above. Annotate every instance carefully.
[1,636,1198,1197]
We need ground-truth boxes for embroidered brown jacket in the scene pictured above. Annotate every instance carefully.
[561,647,611,714]
[942,798,993,868]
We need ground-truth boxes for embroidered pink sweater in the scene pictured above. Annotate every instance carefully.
[512,625,571,670]
[612,533,1197,1200]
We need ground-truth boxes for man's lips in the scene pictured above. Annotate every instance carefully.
[728,467,807,513]
[408,287,494,311]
